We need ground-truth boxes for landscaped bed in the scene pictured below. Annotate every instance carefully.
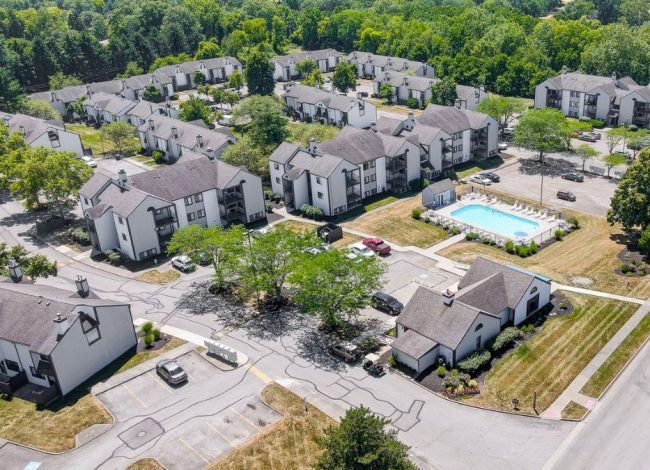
[127,459,165,470]
[210,383,335,469]
[345,197,447,248]
[561,401,588,420]
[467,292,637,415]
[135,269,181,284]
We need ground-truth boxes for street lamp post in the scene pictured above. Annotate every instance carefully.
[539,154,545,207]
[245,229,261,311]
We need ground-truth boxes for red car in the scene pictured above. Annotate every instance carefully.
[363,237,391,255]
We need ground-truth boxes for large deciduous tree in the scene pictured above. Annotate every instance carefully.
[574,143,599,171]
[477,96,526,132]
[233,95,288,148]
[244,47,275,96]
[20,99,61,120]
[179,96,213,125]
[316,406,417,470]
[332,62,357,94]
[100,121,138,158]
[0,69,25,112]
[221,136,269,176]
[48,72,82,90]
[513,108,570,161]
[290,249,385,328]
[429,77,458,107]
[608,149,650,230]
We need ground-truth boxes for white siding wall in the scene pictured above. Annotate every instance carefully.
[534,82,550,109]
[309,173,331,215]
[31,129,85,157]
[0,339,50,387]
[270,162,285,196]
[375,158,387,193]
[113,213,135,260]
[347,101,377,128]
[202,188,221,226]
[292,172,310,210]
[513,279,551,325]
[237,171,266,222]
[454,313,501,365]
[94,210,120,252]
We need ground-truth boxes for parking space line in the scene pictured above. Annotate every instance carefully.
[122,383,148,408]
[178,437,210,464]
[147,372,173,394]
[231,407,261,431]
[206,422,234,446]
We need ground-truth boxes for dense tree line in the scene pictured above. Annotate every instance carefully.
[0,0,649,111]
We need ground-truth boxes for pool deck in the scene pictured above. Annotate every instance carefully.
[431,195,562,244]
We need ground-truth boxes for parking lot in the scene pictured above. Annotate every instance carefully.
[490,160,617,216]
[98,351,217,421]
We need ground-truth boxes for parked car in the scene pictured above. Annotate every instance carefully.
[156,359,188,385]
[480,172,500,183]
[557,191,576,202]
[171,255,195,272]
[362,353,386,377]
[330,342,362,362]
[561,172,584,182]
[362,237,391,255]
[577,132,598,142]
[350,243,376,258]
[371,292,403,315]
[469,175,492,185]
[324,77,331,83]
[81,156,97,168]
[358,91,369,97]
[497,142,508,151]
[612,151,632,159]
[502,127,515,136]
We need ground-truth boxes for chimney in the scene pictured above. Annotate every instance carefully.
[405,112,415,131]
[121,79,127,91]
[370,121,377,133]
[54,313,69,337]
[175,65,181,74]
[151,74,158,84]
[442,289,455,306]
[18,125,25,135]
[75,275,90,298]
[171,126,178,138]
[148,118,155,131]
[561,66,568,75]
[86,84,92,97]
[611,73,617,83]
[403,76,408,86]
[308,138,318,154]
[454,99,462,109]
[51,91,57,102]
[117,168,127,187]
[196,134,204,148]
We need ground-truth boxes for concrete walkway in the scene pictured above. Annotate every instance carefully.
[551,282,644,305]
[541,298,650,419]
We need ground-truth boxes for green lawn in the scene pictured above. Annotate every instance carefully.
[363,195,398,212]
[581,310,650,398]
[66,123,140,157]
[454,156,505,180]
[286,122,340,146]
[469,293,637,414]
[561,401,588,420]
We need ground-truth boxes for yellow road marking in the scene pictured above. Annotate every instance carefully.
[231,407,261,430]
[122,383,148,408]
[147,372,173,394]
[243,363,272,384]
[178,437,209,464]
[206,422,233,446]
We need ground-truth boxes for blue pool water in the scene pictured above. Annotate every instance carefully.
[450,204,540,238]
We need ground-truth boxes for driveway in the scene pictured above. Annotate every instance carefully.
[489,160,617,217]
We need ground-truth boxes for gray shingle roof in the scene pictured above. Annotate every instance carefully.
[319,126,410,165]
[347,52,425,73]
[0,281,124,355]
[456,84,480,102]
[138,115,233,153]
[85,203,110,220]
[96,183,153,218]
[418,105,490,134]
[375,70,435,92]
[392,329,438,359]
[155,57,241,77]
[86,92,136,115]
[426,178,454,195]
[0,113,66,144]
[287,149,345,178]
[79,173,112,199]
[285,84,361,112]
[126,100,166,121]
[545,72,626,97]
[376,116,403,135]
[274,49,341,67]
[269,141,301,164]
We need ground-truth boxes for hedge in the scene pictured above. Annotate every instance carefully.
[457,350,491,375]
[492,327,524,353]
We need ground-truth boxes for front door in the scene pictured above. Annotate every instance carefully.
[527,294,540,315]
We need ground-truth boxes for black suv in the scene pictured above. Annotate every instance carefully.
[561,172,584,182]
[557,191,576,202]
[371,292,403,315]
[480,172,500,183]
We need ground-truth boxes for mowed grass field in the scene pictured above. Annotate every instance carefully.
[212,384,335,469]
[439,212,650,299]
[469,293,637,414]
[345,197,447,248]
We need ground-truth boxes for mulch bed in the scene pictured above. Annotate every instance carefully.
[135,330,171,353]
[519,157,577,177]
[549,291,575,317]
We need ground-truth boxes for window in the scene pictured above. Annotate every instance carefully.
[187,212,196,221]
[30,366,45,380]
[249,211,264,222]
[5,359,20,372]
[316,177,321,184]
[371,174,376,182]
[197,209,206,218]
[118,216,123,224]
[84,197,89,205]
[333,205,346,214]
[370,160,375,168]
[184,196,193,206]
[365,190,371,197]
[364,176,370,184]
[0,361,5,374]
[122,233,127,241]
[139,248,157,259]
[476,335,482,350]
[475,323,483,332]
[274,163,279,170]
[317,192,324,199]
[194,193,203,203]
[275,177,281,184]
[530,286,538,294]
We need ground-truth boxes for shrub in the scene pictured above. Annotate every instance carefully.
[482,237,491,244]
[578,116,591,123]
[554,229,565,240]
[406,97,419,109]
[629,124,639,132]
[568,217,580,229]
[387,355,396,366]
[492,327,524,353]
[466,232,479,241]
[451,368,459,376]
[442,372,471,389]
[457,350,491,375]
[450,226,461,235]
[619,263,635,274]
[265,202,274,213]
[143,334,154,347]
[152,328,161,341]
[436,366,447,378]
[520,323,536,334]
[505,240,515,253]
[105,250,122,265]
[264,190,273,200]
[422,178,430,187]
[71,227,90,245]
[137,146,145,154]
[516,244,529,257]
[300,204,323,220]
[141,321,153,334]
[411,208,422,219]
[529,240,539,254]
[152,150,166,162]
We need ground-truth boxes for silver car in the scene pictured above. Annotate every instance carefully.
[156,359,188,385]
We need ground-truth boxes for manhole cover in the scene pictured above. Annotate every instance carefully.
[118,418,164,450]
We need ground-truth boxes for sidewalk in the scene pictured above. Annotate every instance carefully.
[541,299,650,419]
[551,282,644,304]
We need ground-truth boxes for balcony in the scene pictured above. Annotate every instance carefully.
[387,158,407,171]
[224,207,245,222]
[224,191,244,204]
[154,214,176,226]
[345,173,361,185]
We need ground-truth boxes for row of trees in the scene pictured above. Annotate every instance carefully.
[167,223,385,328]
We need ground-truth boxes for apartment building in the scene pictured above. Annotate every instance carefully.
[155,57,242,90]
[79,158,265,261]
[535,71,650,128]
[273,49,342,81]
[0,112,84,157]
[83,92,137,124]
[269,126,420,216]
[347,52,435,79]
[125,99,179,127]
[284,83,377,128]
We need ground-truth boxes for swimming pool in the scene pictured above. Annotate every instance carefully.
[450,204,540,238]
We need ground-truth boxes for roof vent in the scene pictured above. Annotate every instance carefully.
[370,121,377,133]
[442,289,455,306]
[54,313,69,337]
[308,138,318,155]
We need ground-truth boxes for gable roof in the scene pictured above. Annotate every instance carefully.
[284,84,362,112]
[376,70,435,92]
[138,114,233,153]
[126,100,168,121]
[347,52,427,74]
[545,72,632,97]
[79,173,112,199]
[418,104,491,134]
[274,49,341,67]
[86,92,136,115]
[0,112,66,144]
[155,57,241,77]
[318,126,413,165]
[0,281,124,355]
[426,178,454,195]
[391,329,438,359]
[95,182,155,218]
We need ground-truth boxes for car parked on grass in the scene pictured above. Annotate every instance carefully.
[577,132,598,142]
[371,292,403,315]
[480,172,500,183]
[81,156,97,168]
[156,359,188,385]
[350,243,376,258]
[497,142,508,151]
[171,255,195,272]
[330,342,362,362]
[557,190,576,202]
[469,175,492,185]
[363,237,391,255]
[612,151,632,159]
[561,172,584,182]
